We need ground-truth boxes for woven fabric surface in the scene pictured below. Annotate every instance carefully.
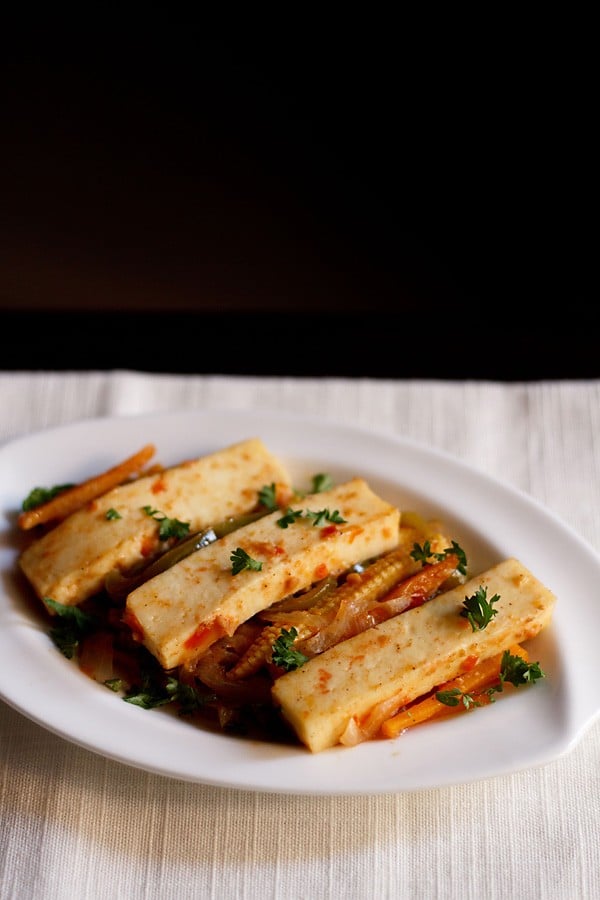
[1,372,599,900]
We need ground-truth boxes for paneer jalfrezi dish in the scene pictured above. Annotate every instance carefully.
[16,438,555,752]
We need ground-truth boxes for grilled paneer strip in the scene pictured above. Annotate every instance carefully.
[271,557,556,753]
[125,478,400,670]
[19,438,291,608]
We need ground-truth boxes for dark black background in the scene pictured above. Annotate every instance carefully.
[1,29,596,378]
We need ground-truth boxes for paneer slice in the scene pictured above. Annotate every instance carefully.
[271,557,556,753]
[19,438,290,608]
[125,478,400,670]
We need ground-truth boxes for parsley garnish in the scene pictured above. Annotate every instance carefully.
[445,541,468,575]
[164,677,216,715]
[436,652,546,708]
[125,682,215,711]
[44,597,98,659]
[276,507,304,528]
[499,650,546,688]
[258,483,279,511]
[122,668,216,713]
[121,657,172,709]
[305,508,346,526]
[410,540,468,576]
[141,505,190,541]
[124,686,172,709]
[311,473,333,493]
[21,483,74,511]
[276,507,347,529]
[118,654,215,716]
[271,627,309,671]
[230,547,263,575]
[410,541,434,565]
[436,688,483,709]
[105,508,122,520]
[460,586,499,631]
[290,472,335,500]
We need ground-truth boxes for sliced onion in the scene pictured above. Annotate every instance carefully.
[339,717,364,747]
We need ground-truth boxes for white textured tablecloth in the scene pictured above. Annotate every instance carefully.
[1,372,599,900]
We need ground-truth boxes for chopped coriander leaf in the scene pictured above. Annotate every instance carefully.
[447,540,468,576]
[105,508,122,520]
[410,540,436,565]
[44,597,97,630]
[123,688,172,709]
[104,677,125,692]
[258,483,279,511]
[157,517,190,541]
[436,688,483,709]
[230,547,263,575]
[461,692,482,710]
[460,586,499,631]
[437,651,546,709]
[122,657,172,709]
[305,508,347,526]
[122,671,216,714]
[435,687,462,707]
[410,540,468,574]
[305,509,328,526]
[499,650,546,688]
[141,505,190,540]
[311,473,333,493]
[276,507,304,528]
[275,507,348,528]
[49,626,80,659]
[271,627,309,671]
[44,597,98,659]
[21,483,74,511]
[165,676,216,715]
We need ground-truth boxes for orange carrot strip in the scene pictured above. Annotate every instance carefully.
[18,444,156,530]
[380,643,529,738]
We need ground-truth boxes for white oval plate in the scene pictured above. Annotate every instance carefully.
[1,409,599,795]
